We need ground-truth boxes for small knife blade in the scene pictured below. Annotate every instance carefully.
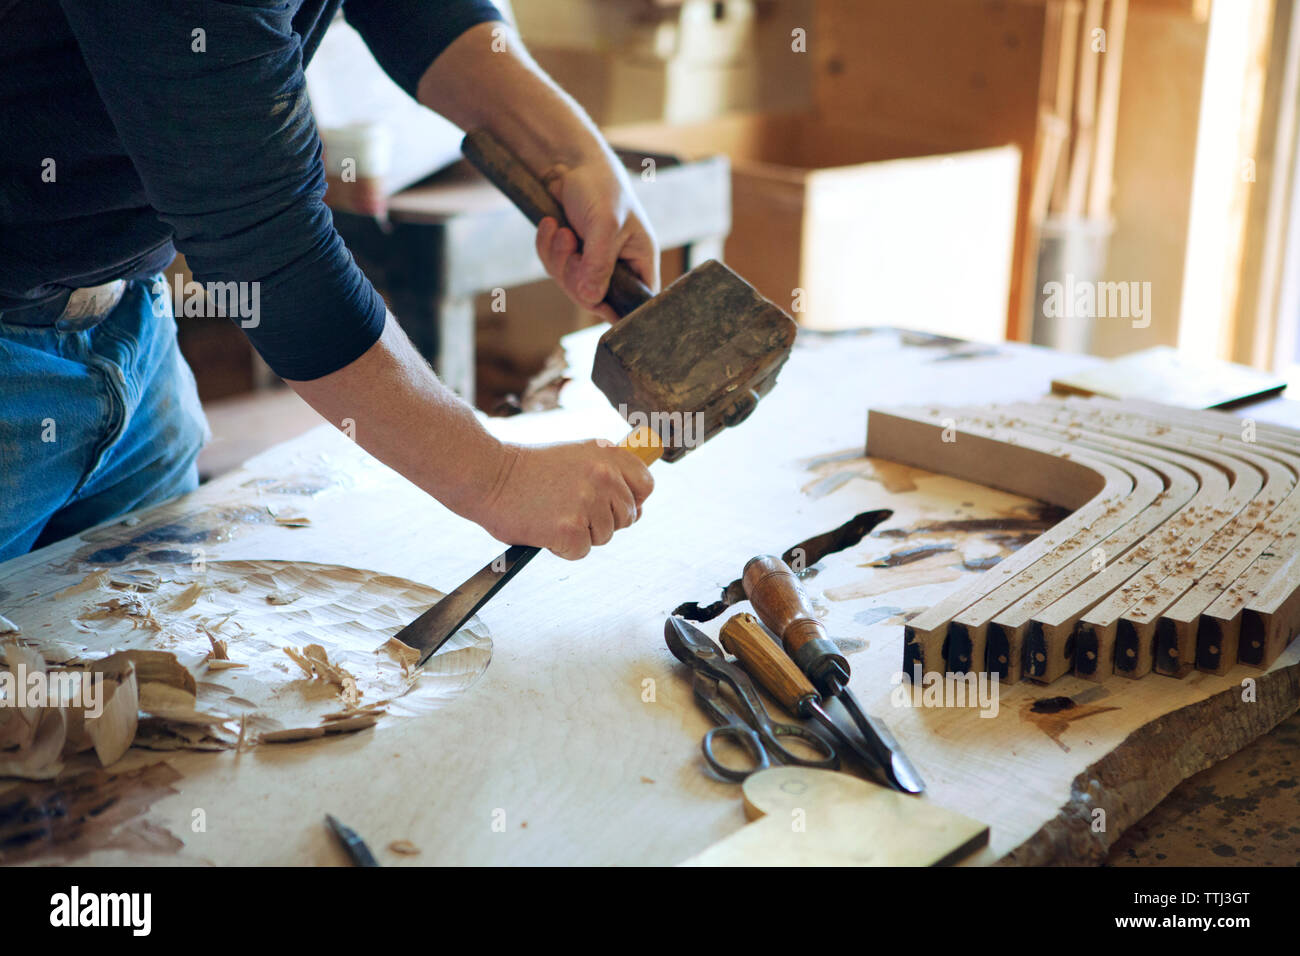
[396,544,539,667]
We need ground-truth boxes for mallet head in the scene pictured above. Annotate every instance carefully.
[591,260,797,462]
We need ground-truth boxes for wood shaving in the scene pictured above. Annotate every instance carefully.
[284,644,360,707]
[380,637,420,674]
[94,650,196,696]
[266,506,311,527]
[388,840,420,856]
[56,570,109,599]
[259,712,377,744]
[137,682,227,726]
[85,665,139,766]
[81,594,161,630]
[321,702,387,721]
[165,582,205,612]
[205,632,229,661]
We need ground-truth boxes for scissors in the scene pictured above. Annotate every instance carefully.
[665,617,839,781]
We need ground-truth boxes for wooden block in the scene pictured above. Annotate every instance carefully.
[681,767,988,867]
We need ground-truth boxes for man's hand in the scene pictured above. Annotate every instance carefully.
[535,158,659,323]
[415,22,661,322]
[473,439,655,560]
[288,320,656,561]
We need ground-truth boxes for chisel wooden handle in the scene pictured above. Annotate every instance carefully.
[743,554,849,690]
[461,129,655,318]
[720,612,818,716]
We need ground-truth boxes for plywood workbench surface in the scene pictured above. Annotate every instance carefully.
[2,328,1298,866]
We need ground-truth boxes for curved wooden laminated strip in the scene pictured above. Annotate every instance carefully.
[1086,398,1300,672]
[865,408,1129,679]
[1157,465,1300,675]
[1065,398,1300,674]
[923,407,1172,683]
[1206,516,1300,669]
[998,403,1274,681]
[1093,396,1300,450]
[1047,436,1262,679]
[1062,426,1280,680]
[964,406,1207,683]
[1059,404,1296,678]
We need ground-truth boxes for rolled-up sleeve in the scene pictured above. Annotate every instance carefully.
[344,0,505,99]
[59,0,386,381]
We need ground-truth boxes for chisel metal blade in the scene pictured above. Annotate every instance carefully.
[396,544,539,667]
[833,689,926,795]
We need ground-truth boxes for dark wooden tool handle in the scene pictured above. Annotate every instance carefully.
[461,129,655,318]
[742,555,830,659]
[719,612,817,715]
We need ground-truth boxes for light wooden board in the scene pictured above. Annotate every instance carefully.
[2,329,1298,866]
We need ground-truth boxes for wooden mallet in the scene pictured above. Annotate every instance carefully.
[461,129,798,460]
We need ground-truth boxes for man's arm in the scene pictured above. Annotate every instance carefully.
[287,316,652,560]
[414,21,660,317]
[344,10,660,320]
[60,0,652,560]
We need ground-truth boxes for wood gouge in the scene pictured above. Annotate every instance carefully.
[719,612,876,781]
[742,554,926,794]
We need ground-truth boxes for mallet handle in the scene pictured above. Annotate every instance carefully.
[462,129,655,318]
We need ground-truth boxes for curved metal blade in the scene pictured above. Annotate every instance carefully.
[836,690,926,795]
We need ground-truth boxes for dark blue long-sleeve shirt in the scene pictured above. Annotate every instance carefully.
[0,0,503,380]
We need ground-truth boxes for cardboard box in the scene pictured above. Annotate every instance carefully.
[522,0,812,126]
[607,112,1021,342]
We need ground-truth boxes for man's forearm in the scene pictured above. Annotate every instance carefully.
[285,316,507,524]
[415,22,615,181]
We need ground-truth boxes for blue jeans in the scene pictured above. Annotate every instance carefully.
[0,275,210,561]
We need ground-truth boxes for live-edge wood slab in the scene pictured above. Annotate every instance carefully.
[1,328,1297,865]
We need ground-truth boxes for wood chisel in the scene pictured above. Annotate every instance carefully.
[394,130,799,669]
[742,554,926,794]
[394,427,661,667]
